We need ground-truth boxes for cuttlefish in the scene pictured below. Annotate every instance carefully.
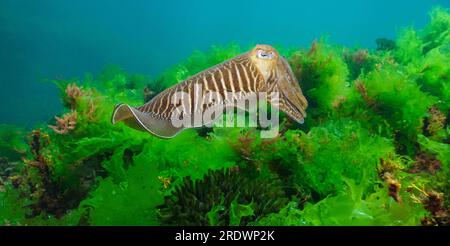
[112,44,308,138]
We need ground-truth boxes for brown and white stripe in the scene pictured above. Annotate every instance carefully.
[135,54,263,120]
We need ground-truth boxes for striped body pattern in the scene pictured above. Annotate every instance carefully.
[112,44,308,138]
[137,54,263,119]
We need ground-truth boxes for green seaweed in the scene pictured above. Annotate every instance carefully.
[75,145,164,226]
[266,120,395,198]
[395,28,424,65]
[422,7,450,54]
[418,47,450,109]
[0,124,27,161]
[253,179,426,226]
[0,183,28,225]
[356,66,437,153]
[229,198,255,226]
[289,39,351,127]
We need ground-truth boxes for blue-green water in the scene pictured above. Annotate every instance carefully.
[0,0,447,126]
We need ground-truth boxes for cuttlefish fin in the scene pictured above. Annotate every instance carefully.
[111,104,184,138]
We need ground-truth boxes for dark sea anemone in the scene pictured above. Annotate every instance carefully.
[158,168,288,226]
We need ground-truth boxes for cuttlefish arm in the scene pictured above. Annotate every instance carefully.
[270,56,308,124]
[112,44,308,138]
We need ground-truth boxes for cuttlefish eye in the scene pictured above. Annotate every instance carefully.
[257,49,274,59]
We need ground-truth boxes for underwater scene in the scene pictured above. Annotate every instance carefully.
[0,1,449,227]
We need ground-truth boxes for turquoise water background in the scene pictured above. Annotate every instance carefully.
[0,0,448,127]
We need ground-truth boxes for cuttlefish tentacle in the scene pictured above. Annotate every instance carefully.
[271,56,308,123]
[112,44,308,138]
